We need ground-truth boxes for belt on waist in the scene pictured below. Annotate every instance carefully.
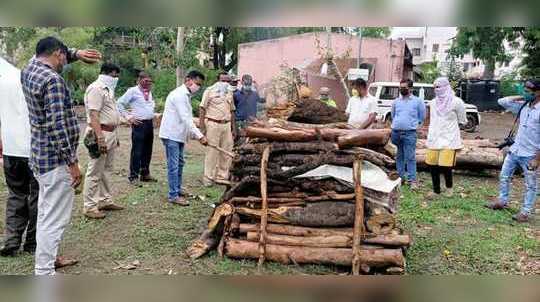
[100,124,117,132]
[206,117,230,124]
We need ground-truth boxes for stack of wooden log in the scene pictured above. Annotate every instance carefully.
[188,121,411,274]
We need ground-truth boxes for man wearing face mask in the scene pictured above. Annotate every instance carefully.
[390,79,426,190]
[233,74,263,144]
[486,79,540,223]
[20,36,101,275]
[159,70,208,205]
[199,72,236,186]
[82,63,125,219]
[117,71,157,186]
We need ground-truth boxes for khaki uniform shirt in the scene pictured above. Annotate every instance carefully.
[84,80,120,150]
[200,83,235,121]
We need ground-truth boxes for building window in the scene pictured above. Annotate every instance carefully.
[413,48,421,56]
[432,44,439,53]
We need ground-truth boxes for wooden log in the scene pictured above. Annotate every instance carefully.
[224,238,405,268]
[366,210,396,235]
[267,118,352,130]
[238,223,411,247]
[337,129,391,148]
[239,142,339,154]
[186,203,234,259]
[339,148,395,168]
[258,146,271,269]
[245,126,318,142]
[247,231,352,248]
[416,139,496,149]
[416,147,503,170]
[236,202,356,227]
[352,156,365,275]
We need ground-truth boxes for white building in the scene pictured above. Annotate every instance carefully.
[391,27,523,80]
[391,27,482,76]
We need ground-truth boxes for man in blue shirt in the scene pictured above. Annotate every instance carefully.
[233,74,263,144]
[486,79,540,223]
[390,79,426,189]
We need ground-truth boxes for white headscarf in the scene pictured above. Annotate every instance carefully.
[433,77,454,116]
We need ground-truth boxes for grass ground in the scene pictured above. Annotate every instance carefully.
[0,125,538,275]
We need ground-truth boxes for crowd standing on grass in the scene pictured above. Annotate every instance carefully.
[0,36,538,275]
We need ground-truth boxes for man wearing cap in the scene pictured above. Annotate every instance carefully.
[486,79,540,223]
[319,87,337,108]
[199,72,236,186]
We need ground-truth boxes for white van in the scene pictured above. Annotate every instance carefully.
[368,82,481,132]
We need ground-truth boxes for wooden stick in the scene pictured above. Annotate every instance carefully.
[207,143,235,158]
[258,145,271,271]
[352,154,365,275]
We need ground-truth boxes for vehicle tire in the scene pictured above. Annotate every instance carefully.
[462,113,478,133]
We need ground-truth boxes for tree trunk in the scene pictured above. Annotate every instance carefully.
[245,126,318,142]
[239,224,411,247]
[416,147,503,170]
[175,27,185,87]
[337,129,391,148]
[239,142,339,154]
[247,231,353,248]
[236,202,356,227]
[483,59,495,80]
[245,231,409,249]
[416,139,495,149]
[266,118,353,130]
[224,239,405,268]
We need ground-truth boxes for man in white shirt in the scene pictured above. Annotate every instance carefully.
[159,70,208,206]
[0,57,37,257]
[345,78,378,129]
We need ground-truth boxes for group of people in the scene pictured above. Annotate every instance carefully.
[0,35,538,275]
[0,36,262,274]
[341,77,538,223]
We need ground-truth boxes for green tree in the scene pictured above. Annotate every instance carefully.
[518,27,540,78]
[418,59,441,84]
[449,27,519,79]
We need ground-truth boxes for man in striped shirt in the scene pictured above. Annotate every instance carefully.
[21,36,101,275]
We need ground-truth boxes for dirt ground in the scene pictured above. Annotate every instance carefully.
[462,111,515,141]
[0,112,538,275]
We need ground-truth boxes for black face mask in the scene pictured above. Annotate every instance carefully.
[400,88,410,96]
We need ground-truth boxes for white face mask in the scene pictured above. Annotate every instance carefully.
[98,74,119,92]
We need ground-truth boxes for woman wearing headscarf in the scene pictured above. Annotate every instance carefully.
[425,77,467,198]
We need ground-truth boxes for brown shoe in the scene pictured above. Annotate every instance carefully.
[169,196,189,206]
[512,213,530,223]
[140,175,158,182]
[84,209,106,219]
[99,203,125,211]
[55,256,79,269]
[484,201,509,210]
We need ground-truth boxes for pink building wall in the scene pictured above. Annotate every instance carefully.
[238,32,410,102]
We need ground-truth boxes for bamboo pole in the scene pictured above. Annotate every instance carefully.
[352,154,365,275]
[258,146,271,271]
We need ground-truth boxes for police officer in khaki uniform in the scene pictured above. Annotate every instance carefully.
[199,72,236,186]
[82,63,125,219]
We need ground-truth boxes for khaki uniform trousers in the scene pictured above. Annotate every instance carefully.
[83,130,118,211]
[204,120,233,183]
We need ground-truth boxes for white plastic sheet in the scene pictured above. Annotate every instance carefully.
[293,161,401,194]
